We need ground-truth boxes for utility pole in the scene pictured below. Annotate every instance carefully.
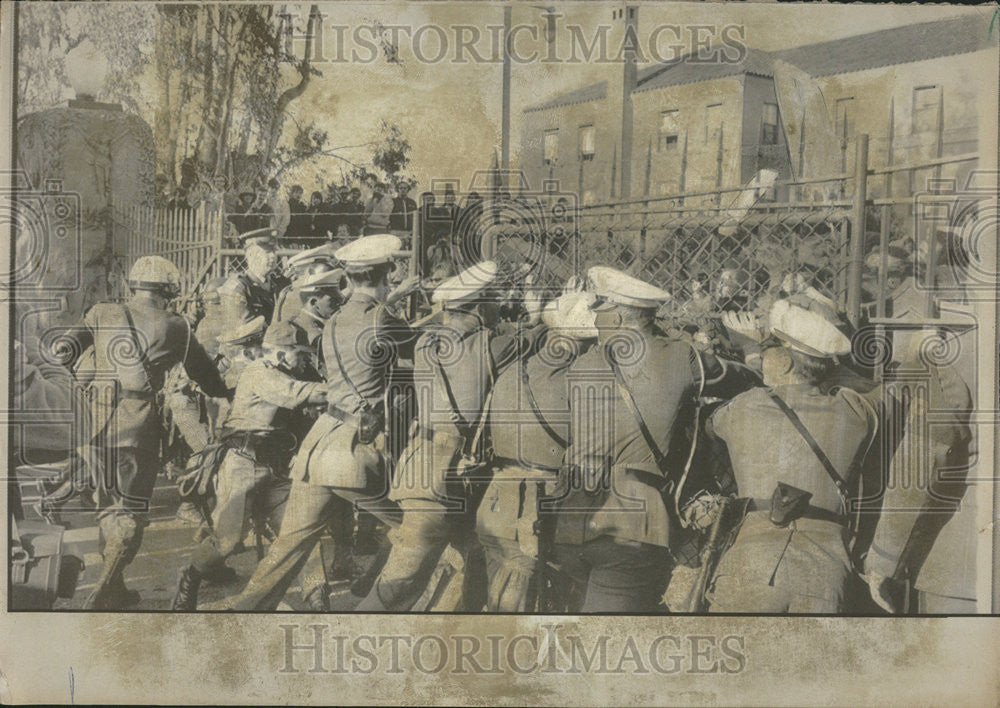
[501,5,512,185]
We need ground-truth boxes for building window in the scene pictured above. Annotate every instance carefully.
[543,129,558,165]
[705,103,723,144]
[658,110,679,151]
[579,125,595,161]
[912,85,940,134]
[834,97,854,141]
[761,102,779,145]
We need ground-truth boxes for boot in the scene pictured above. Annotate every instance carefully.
[107,574,141,608]
[172,565,202,611]
[175,501,204,525]
[303,583,330,612]
[84,538,132,610]
[350,541,392,598]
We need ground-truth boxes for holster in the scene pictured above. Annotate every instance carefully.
[328,404,384,446]
[767,482,813,527]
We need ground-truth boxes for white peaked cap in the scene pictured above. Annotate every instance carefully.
[587,266,671,309]
[334,234,402,270]
[768,299,850,358]
[432,261,498,305]
[541,291,599,340]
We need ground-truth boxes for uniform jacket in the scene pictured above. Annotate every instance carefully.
[390,316,523,502]
[292,292,417,488]
[290,307,327,381]
[69,301,228,452]
[224,359,321,434]
[866,332,976,600]
[219,272,278,326]
[709,384,878,516]
[489,327,577,471]
[554,327,700,548]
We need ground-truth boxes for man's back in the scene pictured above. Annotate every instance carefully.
[710,384,877,514]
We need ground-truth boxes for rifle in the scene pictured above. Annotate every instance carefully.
[684,496,748,612]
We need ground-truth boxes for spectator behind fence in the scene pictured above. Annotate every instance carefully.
[228,190,258,236]
[329,185,352,240]
[167,187,192,211]
[307,191,328,241]
[345,187,364,237]
[284,184,311,247]
[365,182,394,234]
[390,182,417,233]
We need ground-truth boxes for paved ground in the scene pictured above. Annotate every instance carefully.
[17,474,370,612]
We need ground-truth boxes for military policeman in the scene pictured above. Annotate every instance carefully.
[354,260,530,612]
[272,242,341,327]
[172,320,327,610]
[219,227,283,326]
[58,256,230,609]
[288,267,349,380]
[864,325,976,613]
[552,267,691,612]
[476,290,598,612]
[230,234,420,610]
[706,299,879,613]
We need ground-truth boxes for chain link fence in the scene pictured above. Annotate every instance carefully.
[503,192,853,320]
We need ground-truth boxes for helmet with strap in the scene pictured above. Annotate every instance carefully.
[129,256,182,298]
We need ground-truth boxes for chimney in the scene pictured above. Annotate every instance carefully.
[608,5,639,199]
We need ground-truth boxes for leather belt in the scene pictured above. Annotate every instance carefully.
[747,498,846,526]
[327,404,361,427]
[491,457,560,479]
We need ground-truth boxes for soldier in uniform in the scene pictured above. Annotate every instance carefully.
[229,234,420,610]
[476,290,598,611]
[706,299,879,613]
[57,256,230,609]
[218,228,283,326]
[272,243,341,328]
[172,321,327,610]
[551,267,691,612]
[864,325,976,613]
[212,316,267,425]
[355,260,535,612]
[288,268,349,380]
[194,276,230,361]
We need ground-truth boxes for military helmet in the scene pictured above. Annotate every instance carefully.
[129,256,182,298]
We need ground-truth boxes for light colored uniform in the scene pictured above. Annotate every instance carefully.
[232,293,416,610]
[189,359,321,574]
[707,384,878,612]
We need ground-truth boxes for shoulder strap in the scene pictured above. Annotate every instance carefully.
[430,329,471,428]
[764,387,855,501]
[122,305,154,393]
[328,314,372,411]
[521,356,568,448]
[608,358,668,472]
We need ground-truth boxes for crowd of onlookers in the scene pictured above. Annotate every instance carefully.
[155,175,420,247]
[155,173,581,284]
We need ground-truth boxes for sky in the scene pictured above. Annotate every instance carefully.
[19,1,991,194]
[282,2,990,191]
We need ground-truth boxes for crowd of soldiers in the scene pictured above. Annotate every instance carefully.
[47,221,976,614]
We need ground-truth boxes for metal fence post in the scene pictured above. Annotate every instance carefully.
[846,133,869,325]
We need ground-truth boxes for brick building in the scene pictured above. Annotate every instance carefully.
[519,11,995,204]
